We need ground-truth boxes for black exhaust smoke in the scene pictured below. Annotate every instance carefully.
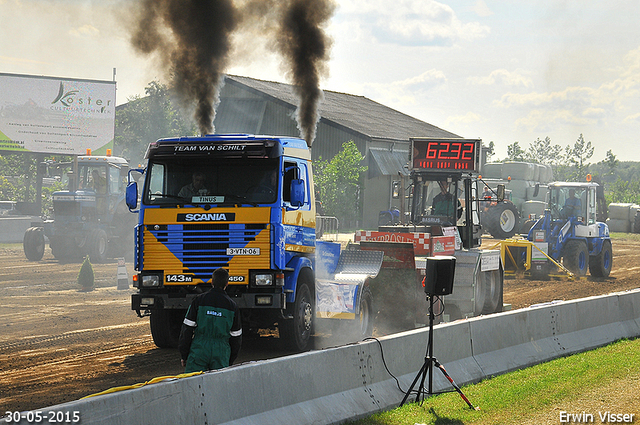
[128,0,334,145]
[277,0,335,147]
[130,0,238,135]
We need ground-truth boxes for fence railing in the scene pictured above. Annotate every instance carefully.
[316,215,339,240]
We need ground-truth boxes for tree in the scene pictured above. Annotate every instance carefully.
[564,133,594,181]
[525,137,564,165]
[77,255,95,292]
[505,142,525,161]
[115,80,196,166]
[601,149,619,177]
[607,177,640,205]
[314,141,367,229]
[485,141,495,162]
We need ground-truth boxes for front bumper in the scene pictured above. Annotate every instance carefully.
[132,291,286,311]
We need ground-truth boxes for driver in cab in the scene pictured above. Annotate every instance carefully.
[90,170,107,194]
[431,180,460,217]
[179,172,209,198]
[562,189,582,218]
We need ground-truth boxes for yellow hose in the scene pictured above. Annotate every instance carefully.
[81,371,204,399]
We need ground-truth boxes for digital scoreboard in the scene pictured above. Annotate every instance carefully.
[410,138,481,172]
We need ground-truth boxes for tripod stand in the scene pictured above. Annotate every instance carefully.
[399,294,478,410]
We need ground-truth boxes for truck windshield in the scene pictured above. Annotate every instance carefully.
[144,158,279,205]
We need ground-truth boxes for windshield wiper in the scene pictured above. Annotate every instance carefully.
[218,194,257,206]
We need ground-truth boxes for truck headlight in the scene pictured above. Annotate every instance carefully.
[142,275,161,287]
[255,273,273,286]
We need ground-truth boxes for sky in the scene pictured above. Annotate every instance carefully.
[1,0,639,162]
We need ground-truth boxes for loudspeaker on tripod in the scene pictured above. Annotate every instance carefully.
[423,256,456,296]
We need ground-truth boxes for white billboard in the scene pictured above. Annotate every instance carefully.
[0,73,116,155]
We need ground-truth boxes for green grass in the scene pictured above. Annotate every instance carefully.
[346,338,640,425]
[610,231,640,241]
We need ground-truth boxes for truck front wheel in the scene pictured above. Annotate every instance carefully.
[150,309,184,349]
[280,281,314,352]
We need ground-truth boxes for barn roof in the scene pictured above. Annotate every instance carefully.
[224,75,460,142]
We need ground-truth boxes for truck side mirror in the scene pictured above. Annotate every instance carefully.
[496,184,506,202]
[126,182,138,210]
[290,179,305,207]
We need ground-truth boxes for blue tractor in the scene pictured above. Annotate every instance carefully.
[526,180,612,278]
[23,154,134,263]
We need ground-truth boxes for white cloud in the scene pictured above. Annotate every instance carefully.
[473,0,493,18]
[490,45,640,138]
[445,112,482,127]
[468,69,533,88]
[336,0,490,46]
[623,112,640,124]
[394,69,447,89]
[377,69,446,95]
[69,24,100,38]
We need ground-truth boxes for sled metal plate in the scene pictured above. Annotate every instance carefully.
[334,249,384,278]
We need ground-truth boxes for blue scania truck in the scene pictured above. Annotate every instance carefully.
[125,134,382,351]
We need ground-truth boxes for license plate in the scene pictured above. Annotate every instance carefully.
[226,248,260,256]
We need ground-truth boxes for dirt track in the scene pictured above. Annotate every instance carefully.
[1,236,639,414]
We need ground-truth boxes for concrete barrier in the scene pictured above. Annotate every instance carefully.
[0,216,42,243]
[3,289,639,425]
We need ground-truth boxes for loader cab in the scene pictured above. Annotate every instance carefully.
[548,183,597,225]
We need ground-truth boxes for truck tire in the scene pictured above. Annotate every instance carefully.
[150,309,184,348]
[485,201,519,239]
[563,240,589,276]
[280,280,314,351]
[23,227,45,261]
[476,268,503,315]
[354,287,374,340]
[89,228,109,263]
[589,239,613,278]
